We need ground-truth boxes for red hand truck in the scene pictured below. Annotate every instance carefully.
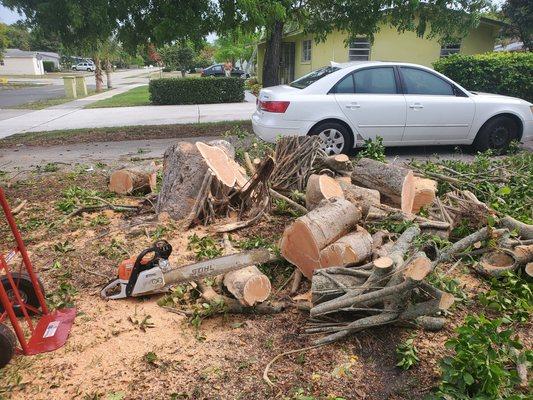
[0,187,76,369]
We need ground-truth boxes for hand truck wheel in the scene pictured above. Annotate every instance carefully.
[0,272,45,317]
[0,323,16,368]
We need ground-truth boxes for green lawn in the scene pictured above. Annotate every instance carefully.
[86,85,150,108]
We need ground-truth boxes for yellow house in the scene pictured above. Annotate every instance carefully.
[256,17,503,84]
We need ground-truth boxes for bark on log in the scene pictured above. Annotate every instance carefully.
[280,198,361,278]
[513,244,533,264]
[156,141,212,219]
[351,158,415,213]
[319,226,373,268]
[412,177,437,213]
[109,165,157,195]
[500,216,533,240]
[305,174,344,211]
[311,272,366,304]
[319,154,352,174]
[339,181,380,216]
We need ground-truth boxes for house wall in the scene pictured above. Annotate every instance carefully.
[0,57,44,75]
[256,21,499,84]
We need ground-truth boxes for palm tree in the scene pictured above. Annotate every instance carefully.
[98,38,122,89]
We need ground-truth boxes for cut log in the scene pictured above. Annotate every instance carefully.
[338,181,380,216]
[351,158,415,213]
[525,262,533,278]
[411,177,437,213]
[109,165,157,195]
[280,198,361,278]
[223,266,272,306]
[311,272,367,304]
[336,176,352,185]
[500,216,533,240]
[196,141,247,188]
[319,227,373,268]
[477,250,518,277]
[305,174,344,211]
[320,154,352,173]
[512,244,533,264]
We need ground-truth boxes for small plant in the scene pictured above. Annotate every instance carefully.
[428,272,467,304]
[435,314,531,399]
[143,351,158,365]
[46,282,78,309]
[128,309,155,332]
[137,147,149,154]
[396,337,419,370]
[187,234,222,261]
[357,136,386,162]
[90,214,110,226]
[36,162,59,173]
[367,218,414,234]
[272,198,303,217]
[477,271,532,323]
[234,235,274,250]
[53,240,75,253]
[150,225,169,240]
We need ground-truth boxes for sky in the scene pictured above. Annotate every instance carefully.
[0,5,23,24]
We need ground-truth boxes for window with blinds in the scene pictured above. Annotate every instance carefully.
[349,37,371,61]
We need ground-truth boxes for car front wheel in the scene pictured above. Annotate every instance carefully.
[309,122,353,155]
[473,116,519,154]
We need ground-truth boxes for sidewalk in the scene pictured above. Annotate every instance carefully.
[0,99,256,139]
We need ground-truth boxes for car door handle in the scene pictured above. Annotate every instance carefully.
[409,103,424,109]
[345,102,361,109]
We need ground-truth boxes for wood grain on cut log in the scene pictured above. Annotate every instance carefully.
[280,198,361,279]
[196,142,247,188]
[109,164,157,195]
[477,250,518,277]
[319,226,373,268]
[305,174,344,210]
[525,262,533,278]
[339,181,380,216]
[223,266,272,306]
[351,158,415,213]
[411,177,437,213]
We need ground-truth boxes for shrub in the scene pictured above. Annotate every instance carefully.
[149,77,244,105]
[43,61,57,73]
[433,52,533,102]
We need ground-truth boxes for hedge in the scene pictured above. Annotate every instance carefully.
[43,61,57,73]
[149,77,245,105]
[433,52,533,102]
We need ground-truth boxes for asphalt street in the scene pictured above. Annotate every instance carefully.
[0,84,96,108]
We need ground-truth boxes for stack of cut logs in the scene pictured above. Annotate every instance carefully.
[108,136,533,343]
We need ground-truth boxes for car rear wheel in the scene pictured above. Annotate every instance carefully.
[473,116,519,154]
[309,122,353,155]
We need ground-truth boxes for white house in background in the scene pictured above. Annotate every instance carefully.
[38,51,61,69]
[0,48,45,75]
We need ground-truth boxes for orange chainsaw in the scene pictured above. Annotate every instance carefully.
[101,240,274,300]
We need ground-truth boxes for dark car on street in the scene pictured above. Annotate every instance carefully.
[201,64,248,78]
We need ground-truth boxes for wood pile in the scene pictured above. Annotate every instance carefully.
[116,135,532,345]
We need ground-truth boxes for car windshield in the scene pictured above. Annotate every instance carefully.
[290,66,340,89]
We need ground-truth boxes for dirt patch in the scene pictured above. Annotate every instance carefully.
[0,169,530,400]
[0,121,252,149]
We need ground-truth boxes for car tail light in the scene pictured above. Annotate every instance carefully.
[259,100,290,113]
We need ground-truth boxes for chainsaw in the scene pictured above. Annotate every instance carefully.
[101,240,274,300]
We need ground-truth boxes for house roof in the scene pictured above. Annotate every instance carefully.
[4,48,38,59]
[37,51,60,59]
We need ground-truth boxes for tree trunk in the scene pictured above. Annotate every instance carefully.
[181,69,186,78]
[280,198,361,278]
[305,174,344,211]
[105,59,113,89]
[156,140,234,220]
[351,158,415,213]
[94,55,104,93]
[262,20,284,87]
[108,164,157,195]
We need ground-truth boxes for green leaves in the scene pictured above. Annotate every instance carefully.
[187,234,223,261]
[435,314,530,399]
[396,338,420,370]
[357,136,386,162]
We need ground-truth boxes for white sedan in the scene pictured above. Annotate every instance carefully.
[252,62,533,154]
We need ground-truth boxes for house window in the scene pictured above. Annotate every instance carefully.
[440,44,460,57]
[302,39,312,62]
[349,37,371,61]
